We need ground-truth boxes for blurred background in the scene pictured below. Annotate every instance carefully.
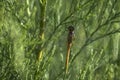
[0,0,120,80]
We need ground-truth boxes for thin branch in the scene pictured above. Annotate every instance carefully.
[70,28,120,63]
[109,11,120,20]
[111,20,120,23]
[70,7,120,66]
[90,29,120,43]
[85,0,97,17]
[89,11,120,40]
[88,0,119,39]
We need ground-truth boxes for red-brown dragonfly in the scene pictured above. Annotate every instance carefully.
[65,26,75,74]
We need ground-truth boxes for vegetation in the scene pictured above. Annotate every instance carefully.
[0,0,120,80]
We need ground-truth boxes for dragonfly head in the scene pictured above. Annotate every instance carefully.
[68,26,74,31]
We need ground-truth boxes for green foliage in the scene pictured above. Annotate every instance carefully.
[0,0,120,80]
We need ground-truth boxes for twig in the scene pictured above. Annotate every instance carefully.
[90,29,120,43]
[70,28,120,64]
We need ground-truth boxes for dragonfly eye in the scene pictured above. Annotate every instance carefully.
[68,26,74,31]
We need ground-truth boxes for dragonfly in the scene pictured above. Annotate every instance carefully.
[65,26,75,74]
